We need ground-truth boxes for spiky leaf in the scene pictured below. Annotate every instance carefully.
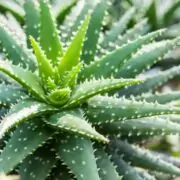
[80,29,165,80]
[40,0,62,65]
[100,117,180,137]
[46,109,108,142]
[94,144,119,180]
[0,25,36,70]
[81,1,107,64]
[113,139,180,175]
[58,14,90,73]
[0,120,54,173]
[101,7,136,48]
[120,65,180,96]
[0,61,46,101]
[0,84,27,106]
[86,95,180,124]
[56,134,100,180]
[117,37,180,78]
[0,99,57,139]
[67,78,141,107]
[30,36,54,82]
[19,143,57,180]
[24,0,40,47]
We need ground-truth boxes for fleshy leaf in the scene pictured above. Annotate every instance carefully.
[58,14,90,73]
[46,109,108,143]
[137,91,180,104]
[116,18,149,47]
[54,0,78,24]
[113,139,180,175]
[110,153,143,180]
[81,1,107,64]
[100,116,180,137]
[30,36,54,83]
[24,0,40,47]
[94,144,119,180]
[56,134,100,180]
[145,0,158,30]
[0,24,36,70]
[0,84,27,106]
[63,1,97,42]
[86,95,180,124]
[47,87,71,105]
[0,120,54,173]
[80,29,165,80]
[47,161,72,180]
[100,7,136,48]
[0,0,24,23]
[67,78,141,107]
[163,0,180,26]
[119,65,180,96]
[0,99,57,139]
[40,0,63,65]
[0,61,46,101]
[117,37,180,78]
[19,143,57,180]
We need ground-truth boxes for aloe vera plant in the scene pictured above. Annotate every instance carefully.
[1,0,180,179]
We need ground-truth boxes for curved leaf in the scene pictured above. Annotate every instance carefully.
[56,134,100,180]
[0,120,54,173]
[46,109,108,143]
[0,99,57,139]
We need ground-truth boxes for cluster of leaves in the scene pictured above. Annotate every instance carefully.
[1,0,180,179]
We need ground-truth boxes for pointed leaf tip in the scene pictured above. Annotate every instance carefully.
[58,13,91,73]
[30,36,54,83]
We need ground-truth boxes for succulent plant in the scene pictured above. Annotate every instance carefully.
[117,0,180,32]
[1,0,180,179]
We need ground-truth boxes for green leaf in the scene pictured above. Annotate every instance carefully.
[113,139,180,175]
[94,144,119,180]
[163,0,180,26]
[80,29,165,80]
[40,0,62,65]
[58,14,90,73]
[0,24,36,70]
[56,134,100,180]
[86,95,180,124]
[0,61,46,101]
[65,63,82,90]
[0,120,54,173]
[0,0,24,23]
[115,18,149,48]
[24,0,40,47]
[63,1,97,42]
[30,36,54,83]
[145,0,158,30]
[110,153,143,180]
[19,143,57,180]
[81,1,107,64]
[47,87,71,105]
[100,7,136,48]
[99,19,149,56]
[67,78,141,107]
[47,161,72,180]
[137,169,156,180]
[46,109,108,143]
[0,99,57,139]
[119,65,180,96]
[100,116,180,137]
[54,0,78,24]
[117,37,180,78]
[0,84,27,106]
[137,91,180,104]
